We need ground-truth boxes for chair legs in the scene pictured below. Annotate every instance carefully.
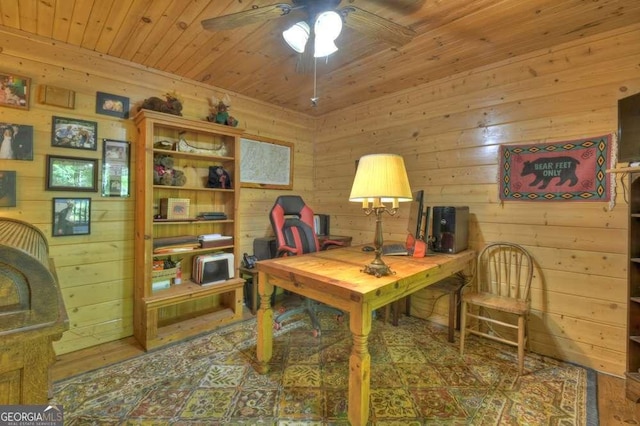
[274,297,342,336]
[459,300,467,355]
[383,297,409,325]
[517,315,525,375]
[459,301,527,375]
[428,277,465,343]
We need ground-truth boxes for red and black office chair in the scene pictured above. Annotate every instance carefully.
[270,195,343,336]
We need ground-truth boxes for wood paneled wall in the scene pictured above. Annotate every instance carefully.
[0,27,313,354]
[0,21,638,377]
[315,24,640,376]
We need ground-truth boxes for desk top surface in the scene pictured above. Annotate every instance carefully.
[256,244,475,300]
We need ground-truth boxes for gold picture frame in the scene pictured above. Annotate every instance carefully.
[0,72,30,110]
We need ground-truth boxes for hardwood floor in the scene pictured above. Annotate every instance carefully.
[50,336,639,425]
[598,374,640,425]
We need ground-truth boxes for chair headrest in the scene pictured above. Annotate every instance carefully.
[273,195,307,217]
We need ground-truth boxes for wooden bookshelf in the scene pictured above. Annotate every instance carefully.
[133,110,245,350]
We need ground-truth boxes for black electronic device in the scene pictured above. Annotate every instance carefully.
[431,206,469,254]
[408,190,425,240]
[362,245,375,252]
[253,237,277,260]
[313,214,330,236]
[243,252,258,269]
[618,91,640,164]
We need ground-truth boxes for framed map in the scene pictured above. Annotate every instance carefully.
[240,135,293,189]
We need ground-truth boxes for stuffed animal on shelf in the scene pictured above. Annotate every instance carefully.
[206,95,238,127]
[153,155,186,186]
[139,93,183,116]
[207,166,232,189]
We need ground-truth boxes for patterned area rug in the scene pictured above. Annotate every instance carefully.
[52,306,596,425]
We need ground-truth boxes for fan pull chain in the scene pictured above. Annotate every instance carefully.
[311,57,319,107]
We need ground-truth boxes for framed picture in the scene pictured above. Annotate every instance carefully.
[51,116,98,151]
[38,85,75,109]
[0,123,34,160]
[102,139,130,197]
[0,170,16,207]
[0,72,30,110]
[46,155,98,192]
[240,135,294,190]
[52,197,91,236]
[96,92,130,119]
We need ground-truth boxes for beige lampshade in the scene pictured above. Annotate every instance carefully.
[349,154,413,204]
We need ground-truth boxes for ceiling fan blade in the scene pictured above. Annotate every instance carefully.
[340,6,416,46]
[201,4,293,31]
[365,0,426,13]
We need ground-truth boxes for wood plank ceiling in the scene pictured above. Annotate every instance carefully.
[1,0,639,116]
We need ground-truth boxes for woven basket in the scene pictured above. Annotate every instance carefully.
[152,267,177,281]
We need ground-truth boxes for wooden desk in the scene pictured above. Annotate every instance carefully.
[255,245,475,426]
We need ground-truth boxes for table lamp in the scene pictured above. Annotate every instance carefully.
[349,153,413,277]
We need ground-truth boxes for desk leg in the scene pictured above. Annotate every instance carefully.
[256,271,274,374]
[349,306,372,426]
[251,272,258,315]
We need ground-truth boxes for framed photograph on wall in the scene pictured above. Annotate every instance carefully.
[0,123,34,160]
[46,155,98,192]
[52,197,91,236]
[0,170,16,207]
[96,92,129,119]
[102,139,130,197]
[51,116,98,151]
[0,72,30,110]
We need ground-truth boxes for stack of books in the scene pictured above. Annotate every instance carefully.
[198,233,234,248]
[153,235,200,254]
[197,212,227,220]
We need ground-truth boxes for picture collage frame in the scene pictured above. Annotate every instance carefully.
[102,139,130,197]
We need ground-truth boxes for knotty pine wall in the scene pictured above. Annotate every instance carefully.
[0,27,314,354]
[0,22,638,377]
[316,23,640,376]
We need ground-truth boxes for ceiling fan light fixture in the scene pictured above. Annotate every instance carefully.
[282,21,310,53]
[313,11,342,57]
[315,11,343,40]
[314,38,338,58]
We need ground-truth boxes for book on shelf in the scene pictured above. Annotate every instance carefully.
[198,234,233,248]
[196,211,227,220]
[153,244,200,254]
[153,235,199,249]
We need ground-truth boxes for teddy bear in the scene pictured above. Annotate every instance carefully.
[153,155,186,186]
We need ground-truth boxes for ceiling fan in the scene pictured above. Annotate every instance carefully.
[201,1,417,56]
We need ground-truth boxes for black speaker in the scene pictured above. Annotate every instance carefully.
[253,237,277,260]
[432,206,469,254]
[313,214,330,236]
[618,91,640,164]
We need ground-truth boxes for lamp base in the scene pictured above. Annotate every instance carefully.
[362,262,395,278]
